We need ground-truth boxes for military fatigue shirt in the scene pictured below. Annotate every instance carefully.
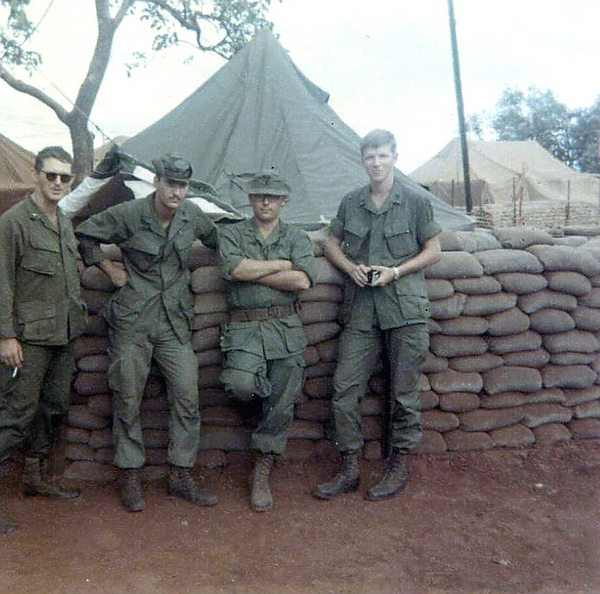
[0,196,86,345]
[76,195,218,344]
[330,177,441,331]
[218,218,318,360]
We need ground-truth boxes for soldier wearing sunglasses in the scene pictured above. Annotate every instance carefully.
[0,146,87,534]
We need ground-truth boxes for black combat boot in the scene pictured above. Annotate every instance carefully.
[168,466,218,507]
[22,457,81,500]
[364,448,409,501]
[0,508,18,534]
[119,468,145,512]
[250,453,275,512]
[312,453,360,500]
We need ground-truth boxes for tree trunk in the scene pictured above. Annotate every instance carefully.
[68,113,95,177]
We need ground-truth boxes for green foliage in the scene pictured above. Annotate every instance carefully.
[136,0,277,60]
[0,0,280,172]
[570,97,600,174]
[0,0,41,70]
[474,86,599,173]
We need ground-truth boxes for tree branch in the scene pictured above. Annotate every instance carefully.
[0,63,70,123]
[114,0,137,25]
[134,0,232,56]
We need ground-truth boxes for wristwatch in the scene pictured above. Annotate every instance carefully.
[392,267,401,281]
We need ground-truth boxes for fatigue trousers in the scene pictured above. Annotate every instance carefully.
[108,318,200,469]
[222,350,304,455]
[331,323,429,454]
[0,343,75,461]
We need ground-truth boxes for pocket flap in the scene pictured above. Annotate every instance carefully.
[19,302,56,322]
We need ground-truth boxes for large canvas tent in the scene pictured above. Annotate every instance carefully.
[0,134,35,216]
[410,138,600,210]
[120,29,473,231]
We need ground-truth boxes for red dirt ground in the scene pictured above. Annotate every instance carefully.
[1,439,599,594]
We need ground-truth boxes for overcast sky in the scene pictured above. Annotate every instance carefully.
[1,0,598,173]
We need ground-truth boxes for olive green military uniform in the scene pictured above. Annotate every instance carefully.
[329,177,442,454]
[76,195,218,469]
[218,218,317,454]
[0,196,86,460]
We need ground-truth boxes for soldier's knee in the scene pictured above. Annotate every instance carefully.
[221,369,257,402]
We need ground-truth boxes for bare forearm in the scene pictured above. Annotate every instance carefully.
[371,235,442,287]
[98,259,128,287]
[395,246,440,277]
[324,235,370,287]
[323,237,354,276]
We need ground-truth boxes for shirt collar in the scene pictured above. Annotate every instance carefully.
[359,176,404,213]
[25,195,60,234]
[249,217,286,245]
[141,193,192,236]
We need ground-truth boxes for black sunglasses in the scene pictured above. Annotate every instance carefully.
[40,170,74,184]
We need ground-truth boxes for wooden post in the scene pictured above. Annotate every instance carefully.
[447,0,473,214]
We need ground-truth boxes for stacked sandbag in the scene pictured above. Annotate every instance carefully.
[63,228,600,480]
[419,227,600,454]
[64,241,346,480]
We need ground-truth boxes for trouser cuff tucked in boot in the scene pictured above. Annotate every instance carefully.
[168,465,218,507]
[250,453,275,512]
[313,452,360,500]
[119,467,145,512]
[22,457,81,500]
[364,448,409,501]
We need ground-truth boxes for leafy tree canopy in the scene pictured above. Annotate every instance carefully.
[0,0,280,173]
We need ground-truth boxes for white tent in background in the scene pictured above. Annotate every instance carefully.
[410,138,600,210]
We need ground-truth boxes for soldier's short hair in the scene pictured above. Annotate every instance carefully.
[360,129,397,157]
[35,146,73,171]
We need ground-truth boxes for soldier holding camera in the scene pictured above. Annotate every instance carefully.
[313,129,442,502]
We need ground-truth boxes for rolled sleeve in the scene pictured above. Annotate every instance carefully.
[217,226,245,280]
[291,230,318,287]
[416,196,442,245]
[328,198,347,240]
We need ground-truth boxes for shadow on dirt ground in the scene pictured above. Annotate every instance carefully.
[1,439,599,594]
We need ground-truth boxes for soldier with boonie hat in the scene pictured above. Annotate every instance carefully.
[218,171,317,512]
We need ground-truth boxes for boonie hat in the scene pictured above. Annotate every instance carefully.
[245,171,291,197]
[152,154,193,181]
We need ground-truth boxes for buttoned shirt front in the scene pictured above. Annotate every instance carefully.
[76,195,218,343]
[330,177,441,331]
[0,196,86,345]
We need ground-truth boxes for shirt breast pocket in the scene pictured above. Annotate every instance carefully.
[21,235,60,276]
[342,219,369,259]
[121,234,161,271]
[173,233,195,269]
[385,220,415,259]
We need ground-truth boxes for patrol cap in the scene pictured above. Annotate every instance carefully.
[152,154,193,181]
[245,171,291,197]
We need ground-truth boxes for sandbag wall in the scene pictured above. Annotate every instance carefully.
[483,201,600,230]
[63,228,600,481]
